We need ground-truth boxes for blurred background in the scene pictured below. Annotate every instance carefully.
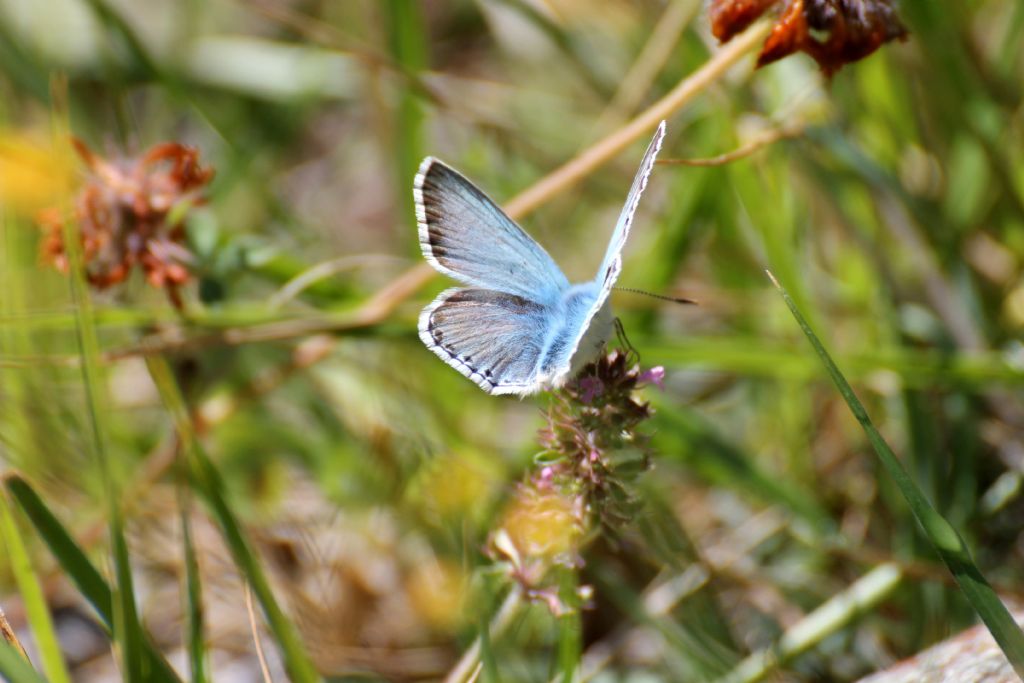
[1,0,1023,681]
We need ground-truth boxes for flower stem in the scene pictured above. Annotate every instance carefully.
[443,587,523,683]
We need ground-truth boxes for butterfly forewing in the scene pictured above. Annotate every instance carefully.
[415,159,569,303]
[555,122,666,379]
[598,121,666,285]
[419,287,552,395]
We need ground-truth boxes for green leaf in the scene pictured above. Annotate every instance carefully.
[0,492,72,683]
[768,270,1024,678]
[2,475,182,683]
[0,640,47,683]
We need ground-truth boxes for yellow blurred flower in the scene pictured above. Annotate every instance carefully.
[0,133,75,214]
[408,451,501,522]
[406,559,467,632]
[501,488,582,561]
[1005,281,1024,328]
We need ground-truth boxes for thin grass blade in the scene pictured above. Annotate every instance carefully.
[0,492,72,683]
[179,482,208,683]
[49,77,149,682]
[478,606,498,683]
[768,270,1024,677]
[554,572,581,682]
[146,356,321,683]
[0,641,47,683]
[2,475,182,683]
[383,0,426,234]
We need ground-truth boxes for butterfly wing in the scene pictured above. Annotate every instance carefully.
[597,120,666,292]
[415,158,569,302]
[419,287,553,395]
[544,122,667,383]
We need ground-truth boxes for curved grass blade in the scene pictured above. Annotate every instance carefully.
[0,492,72,683]
[2,475,182,683]
[0,641,46,683]
[109,506,145,682]
[178,483,207,683]
[146,356,321,683]
[767,270,1024,677]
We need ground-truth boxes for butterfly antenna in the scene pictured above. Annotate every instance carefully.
[614,287,698,305]
[613,317,640,366]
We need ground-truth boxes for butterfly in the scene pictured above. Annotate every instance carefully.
[415,121,665,396]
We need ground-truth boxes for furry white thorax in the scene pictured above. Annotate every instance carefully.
[565,298,613,379]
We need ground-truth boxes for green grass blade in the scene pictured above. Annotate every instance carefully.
[383,0,426,236]
[0,641,47,683]
[554,572,581,682]
[48,79,150,682]
[768,270,1024,677]
[4,475,113,624]
[445,587,522,683]
[109,505,145,681]
[0,492,72,683]
[179,484,208,683]
[146,356,322,683]
[2,475,182,683]
[478,606,498,683]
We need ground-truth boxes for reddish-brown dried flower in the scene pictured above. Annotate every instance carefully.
[711,0,908,76]
[37,139,213,308]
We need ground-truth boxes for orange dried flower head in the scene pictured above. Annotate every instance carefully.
[711,0,908,76]
[37,139,214,307]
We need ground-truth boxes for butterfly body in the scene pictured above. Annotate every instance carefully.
[415,122,665,396]
[537,282,611,382]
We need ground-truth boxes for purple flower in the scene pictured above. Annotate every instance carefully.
[577,376,605,403]
[638,366,665,389]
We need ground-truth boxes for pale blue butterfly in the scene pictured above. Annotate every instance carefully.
[415,121,666,395]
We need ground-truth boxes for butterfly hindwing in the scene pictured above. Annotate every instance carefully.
[418,287,553,395]
[415,159,569,303]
